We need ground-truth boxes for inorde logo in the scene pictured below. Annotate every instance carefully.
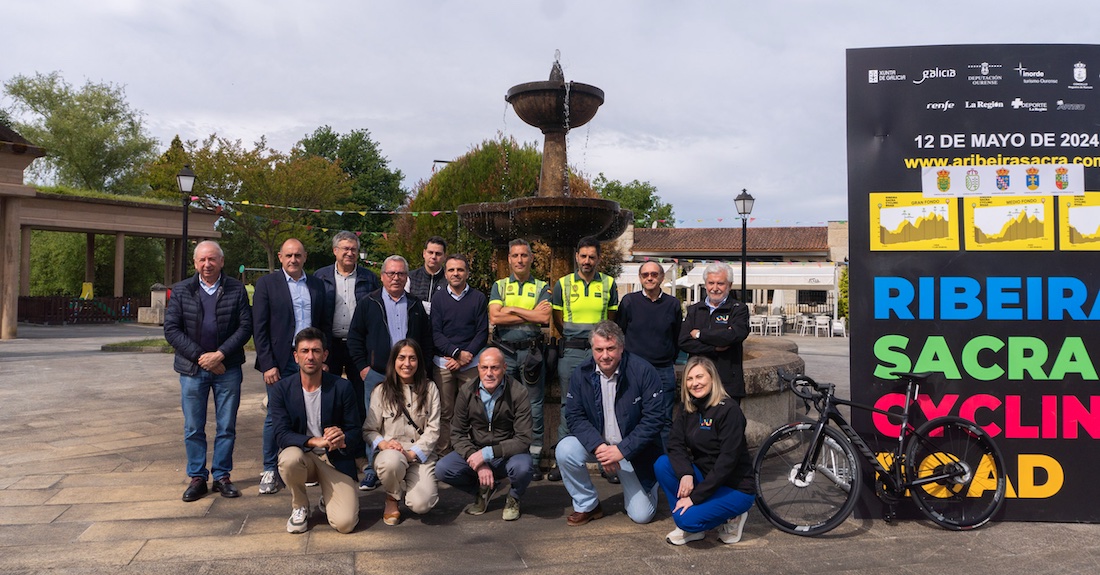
[913,68,957,85]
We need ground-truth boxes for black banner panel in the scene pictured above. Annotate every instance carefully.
[847,45,1100,522]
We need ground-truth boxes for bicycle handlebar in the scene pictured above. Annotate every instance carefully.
[776,368,832,402]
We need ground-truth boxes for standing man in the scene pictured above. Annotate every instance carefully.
[616,261,682,447]
[165,240,252,502]
[488,238,550,479]
[430,254,489,455]
[253,238,329,495]
[314,230,380,428]
[269,327,362,534]
[347,254,433,490]
[406,236,447,314]
[678,262,751,401]
[549,236,618,481]
[557,321,663,526]
[436,347,534,521]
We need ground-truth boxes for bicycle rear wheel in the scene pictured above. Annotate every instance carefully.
[754,422,861,536]
[905,416,1006,530]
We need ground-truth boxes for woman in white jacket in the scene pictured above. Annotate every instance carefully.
[364,339,441,525]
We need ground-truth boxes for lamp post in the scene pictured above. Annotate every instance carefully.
[177,165,196,281]
[735,188,755,305]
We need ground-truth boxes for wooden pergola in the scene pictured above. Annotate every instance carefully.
[0,126,219,339]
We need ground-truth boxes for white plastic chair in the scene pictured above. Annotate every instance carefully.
[765,316,783,336]
[814,315,831,337]
[749,315,765,336]
[797,315,814,336]
[831,318,847,337]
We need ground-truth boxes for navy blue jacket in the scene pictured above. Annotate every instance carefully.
[164,273,252,376]
[313,263,380,334]
[269,371,362,479]
[346,289,433,376]
[564,351,665,491]
[252,270,329,374]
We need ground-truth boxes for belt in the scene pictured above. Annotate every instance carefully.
[561,338,589,350]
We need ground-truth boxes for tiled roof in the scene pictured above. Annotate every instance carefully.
[632,226,828,254]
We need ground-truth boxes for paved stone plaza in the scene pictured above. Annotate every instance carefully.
[1,324,1097,574]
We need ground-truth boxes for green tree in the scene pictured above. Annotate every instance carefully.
[295,126,407,264]
[28,230,164,297]
[2,71,158,194]
[593,172,674,228]
[837,265,849,319]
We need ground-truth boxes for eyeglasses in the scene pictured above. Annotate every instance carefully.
[640,272,661,279]
[383,271,408,278]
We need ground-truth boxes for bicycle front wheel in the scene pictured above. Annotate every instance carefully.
[754,422,862,536]
[905,416,1006,530]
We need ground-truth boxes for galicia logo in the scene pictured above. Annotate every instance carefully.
[926,100,955,112]
[913,67,956,85]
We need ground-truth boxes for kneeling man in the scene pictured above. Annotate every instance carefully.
[558,321,664,525]
[436,347,534,521]
[269,327,362,534]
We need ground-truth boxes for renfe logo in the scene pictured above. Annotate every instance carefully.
[913,67,957,84]
[927,100,955,112]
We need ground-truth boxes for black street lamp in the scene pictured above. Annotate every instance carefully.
[177,165,196,281]
[735,188,755,304]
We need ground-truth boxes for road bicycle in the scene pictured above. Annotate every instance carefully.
[753,370,1007,536]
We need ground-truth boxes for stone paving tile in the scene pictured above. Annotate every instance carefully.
[3,474,66,489]
[47,431,145,449]
[55,498,214,522]
[0,489,58,506]
[0,523,90,547]
[53,470,183,488]
[78,517,245,542]
[133,532,308,562]
[0,504,68,525]
[0,540,145,571]
[46,485,185,505]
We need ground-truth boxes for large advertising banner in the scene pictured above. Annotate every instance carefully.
[847,45,1100,521]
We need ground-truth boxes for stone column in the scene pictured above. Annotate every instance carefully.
[85,233,95,285]
[114,232,125,297]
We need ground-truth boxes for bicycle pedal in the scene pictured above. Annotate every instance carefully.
[883,505,897,524]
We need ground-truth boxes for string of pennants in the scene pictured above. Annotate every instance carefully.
[633,258,839,266]
[187,195,844,228]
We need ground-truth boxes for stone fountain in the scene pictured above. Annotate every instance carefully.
[457,60,632,300]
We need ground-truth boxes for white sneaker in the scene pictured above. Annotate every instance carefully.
[258,470,282,495]
[666,527,705,545]
[287,506,310,534]
[717,512,749,544]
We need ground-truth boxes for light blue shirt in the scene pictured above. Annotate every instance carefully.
[706,295,729,314]
[283,270,312,336]
[382,290,408,347]
[478,382,505,462]
[199,275,220,295]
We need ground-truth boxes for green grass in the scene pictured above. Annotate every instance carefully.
[101,337,256,353]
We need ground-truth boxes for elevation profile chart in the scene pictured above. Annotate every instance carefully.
[963,196,1054,251]
[869,192,958,251]
[1060,192,1100,251]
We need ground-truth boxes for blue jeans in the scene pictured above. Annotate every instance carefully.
[557,436,657,523]
[503,347,544,465]
[556,347,591,443]
[436,451,534,499]
[180,365,242,480]
[653,365,677,451]
[263,364,298,472]
[361,368,386,466]
[654,454,754,533]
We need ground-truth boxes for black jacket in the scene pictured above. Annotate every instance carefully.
[268,371,362,479]
[450,375,533,460]
[346,289,433,375]
[164,274,252,376]
[668,398,754,504]
[678,298,750,398]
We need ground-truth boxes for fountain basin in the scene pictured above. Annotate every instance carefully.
[457,197,632,248]
[506,81,605,133]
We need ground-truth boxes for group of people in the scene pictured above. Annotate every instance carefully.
[163,231,755,545]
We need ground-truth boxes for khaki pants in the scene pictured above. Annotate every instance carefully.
[374,448,438,515]
[278,447,359,533]
[432,364,479,455]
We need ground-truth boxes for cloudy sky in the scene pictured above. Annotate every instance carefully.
[5,1,1099,227]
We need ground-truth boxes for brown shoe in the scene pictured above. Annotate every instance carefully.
[383,495,401,526]
[567,503,604,526]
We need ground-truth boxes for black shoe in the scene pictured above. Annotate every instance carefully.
[212,477,241,498]
[547,467,562,482]
[182,477,208,502]
[601,470,621,485]
[531,469,544,481]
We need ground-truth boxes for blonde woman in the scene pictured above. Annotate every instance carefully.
[364,340,441,525]
[654,356,754,545]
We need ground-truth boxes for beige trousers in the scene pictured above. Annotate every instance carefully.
[374,448,439,515]
[278,447,359,533]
